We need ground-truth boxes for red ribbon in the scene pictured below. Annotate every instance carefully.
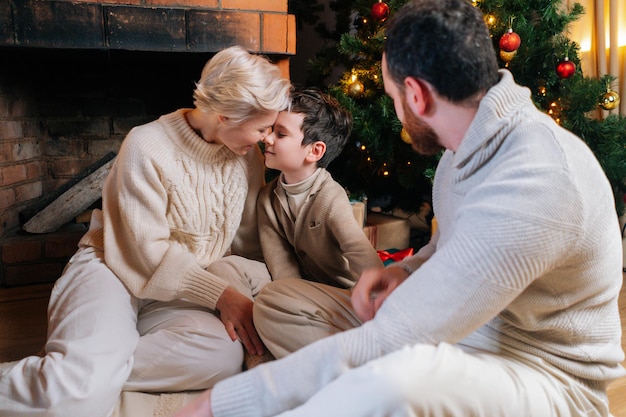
[377,248,414,263]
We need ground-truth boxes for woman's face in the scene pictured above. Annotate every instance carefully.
[218,112,278,156]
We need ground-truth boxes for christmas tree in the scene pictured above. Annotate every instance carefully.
[298,0,626,216]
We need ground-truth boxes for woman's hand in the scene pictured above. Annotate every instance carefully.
[351,266,410,322]
[216,286,264,355]
[173,388,213,417]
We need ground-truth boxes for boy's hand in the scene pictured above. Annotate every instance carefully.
[216,286,264,356]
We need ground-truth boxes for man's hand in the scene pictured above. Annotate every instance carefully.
[173,388,213,417]
[351,266,410,322]
[215,286,264,356]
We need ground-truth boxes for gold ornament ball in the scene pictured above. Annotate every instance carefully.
[499,49,517,63]
[400,128,412,144]
[599,90,620,111]
[348,80,364,97]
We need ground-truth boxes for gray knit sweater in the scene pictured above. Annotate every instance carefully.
[211,70,625,416]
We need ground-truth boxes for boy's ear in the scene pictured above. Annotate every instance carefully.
[306,141,326,162]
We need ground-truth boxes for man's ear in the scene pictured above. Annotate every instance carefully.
[404,77,430,116]
[306,141,326,162]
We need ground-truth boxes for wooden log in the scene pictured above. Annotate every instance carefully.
[22,157,116,234]
[19,152,116,225]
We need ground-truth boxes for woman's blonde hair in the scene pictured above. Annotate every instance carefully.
[193,46,291,124]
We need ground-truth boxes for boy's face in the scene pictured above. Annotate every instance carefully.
[262,111,311,174]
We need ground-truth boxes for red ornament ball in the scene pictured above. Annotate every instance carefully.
[371,1,390,22]
[499,29,521,52]
[556,58,576,79]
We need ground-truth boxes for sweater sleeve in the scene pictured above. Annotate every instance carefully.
[212,321,385,417]
[394,227,438,274]
[322,183,383,278]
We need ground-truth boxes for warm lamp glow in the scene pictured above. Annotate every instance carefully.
[579,37,592,52]
[577,31,626,52]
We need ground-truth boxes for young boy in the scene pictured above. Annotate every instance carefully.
[254,87,384,358]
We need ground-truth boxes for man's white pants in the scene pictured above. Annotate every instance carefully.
[276,342,611,417]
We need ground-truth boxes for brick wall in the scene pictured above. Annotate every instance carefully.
[0,0,295,286]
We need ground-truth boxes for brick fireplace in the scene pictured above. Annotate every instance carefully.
[0,0,295,286]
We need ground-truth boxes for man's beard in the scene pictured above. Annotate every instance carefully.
[401,99,443,156]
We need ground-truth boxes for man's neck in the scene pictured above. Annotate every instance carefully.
[431,100,480,152]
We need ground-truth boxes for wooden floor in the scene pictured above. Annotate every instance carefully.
[1,275,625,416]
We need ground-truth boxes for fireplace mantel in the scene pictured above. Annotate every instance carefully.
[0,0,295,54]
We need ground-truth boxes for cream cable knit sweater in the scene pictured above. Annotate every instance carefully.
[79,109,265,310]
[210,70,626,417]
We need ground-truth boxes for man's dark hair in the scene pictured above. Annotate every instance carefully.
[384,0,499,103]
[290,87,352,168]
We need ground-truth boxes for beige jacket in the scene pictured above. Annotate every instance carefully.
[257,169,382,288]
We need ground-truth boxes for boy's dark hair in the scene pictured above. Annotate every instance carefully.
[384,0,499,103]
[290,87,352,168]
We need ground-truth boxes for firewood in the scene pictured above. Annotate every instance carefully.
[22,155,116,234]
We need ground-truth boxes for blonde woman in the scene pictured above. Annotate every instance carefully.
[0,46,291,417]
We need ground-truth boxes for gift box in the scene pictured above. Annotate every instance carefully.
[351,200,367,227]
[363,212,410,250]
